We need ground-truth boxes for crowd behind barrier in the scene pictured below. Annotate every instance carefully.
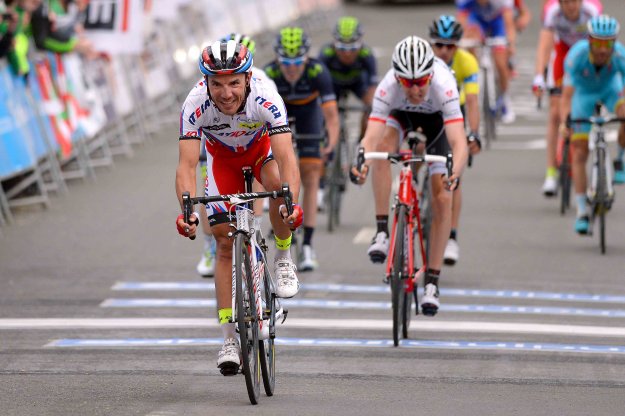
[0,0,341,228]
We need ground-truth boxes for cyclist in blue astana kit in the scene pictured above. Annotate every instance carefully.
[351,36,468,316]
[195,33,277,277]
[561,15,625,235]
[264,27,340,272]
[456,0,517,124]
[318,16,378,137]
[175,40,303,374]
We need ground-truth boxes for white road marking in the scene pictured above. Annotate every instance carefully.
[8,318,625,338]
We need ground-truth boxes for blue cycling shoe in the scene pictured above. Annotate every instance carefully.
[575,215,590,235]
[613,160,625,184]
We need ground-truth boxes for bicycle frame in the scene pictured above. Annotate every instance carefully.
[385,163,426,292]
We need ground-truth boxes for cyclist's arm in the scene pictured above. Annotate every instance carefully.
[465,93,480,134]
[360,118,387,154]
[175,137,201,207]
[515,0,532,32]
[444,120,469,181]
[270,131,301,203]
[321,100,340,154]
[534,28,554,78]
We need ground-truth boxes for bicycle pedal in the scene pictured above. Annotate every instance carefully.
[218,362,240,376]
[421,305,438,317]
[369,253,386,264]
[280,308,288,324]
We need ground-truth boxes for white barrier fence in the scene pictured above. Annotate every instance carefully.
[0,0,341,227]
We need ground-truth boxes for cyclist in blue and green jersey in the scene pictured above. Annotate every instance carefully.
[560,15,625,234]
[264,27,340,271]
[318,16,378,137]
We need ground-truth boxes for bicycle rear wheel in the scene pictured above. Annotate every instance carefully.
[259,258,276,396]
[391,205,407,347]
[326,143,342,232]
[234,234,261,404]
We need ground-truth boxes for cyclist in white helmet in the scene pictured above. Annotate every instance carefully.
[351,36,468,316]
[175,39,303,375]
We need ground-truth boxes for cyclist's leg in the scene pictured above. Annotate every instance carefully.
[570,90,594,232]
[196,141,216,277]
[257,142,301,297]
[488,17,513,122]
[293,109,325,271]
[609,86,625,184]
[463,15,485,57]
[367,114,402,262]
[543,46,565,195]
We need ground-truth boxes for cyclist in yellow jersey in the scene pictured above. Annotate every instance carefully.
[430,15,482,265]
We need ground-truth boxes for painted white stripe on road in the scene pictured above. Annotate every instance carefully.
[10,318,625,338]
[45,337,625,355]
[98,298,625,318]
[112,281,625,304]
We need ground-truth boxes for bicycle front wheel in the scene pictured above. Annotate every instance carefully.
[597,147,607,254]
[259,258,276,396]
[235,234,261,404]
[391,205,407,347]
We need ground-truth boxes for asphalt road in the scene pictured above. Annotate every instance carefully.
[2,1,625,415]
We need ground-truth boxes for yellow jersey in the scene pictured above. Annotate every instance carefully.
[450,48,479,106]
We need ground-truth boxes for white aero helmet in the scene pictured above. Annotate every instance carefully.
[392,35,435,79]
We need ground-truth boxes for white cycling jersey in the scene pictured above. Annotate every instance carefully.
[369,58,463,124]
[251,66,277,91]
[543,0,601,46]
[179,76,289,153]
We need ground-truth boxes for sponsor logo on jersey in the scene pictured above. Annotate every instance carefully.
[239,120,264,129]
[205,123,230,131]
[255,96,282,119]
[188,99,211,125]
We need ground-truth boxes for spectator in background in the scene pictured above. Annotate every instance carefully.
[1,0,41,77]
[0,1,18,58]
[31,0,95,57]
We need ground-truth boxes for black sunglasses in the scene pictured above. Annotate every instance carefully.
[434,43,457,50]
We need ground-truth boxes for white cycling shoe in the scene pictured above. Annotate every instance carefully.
[300,245,318,272]
[217,337,241,376]
[542,176,557,197]
[275,258,300,298]
[443,238,459,266]
[420,283,440,316]
[367,231,389,264]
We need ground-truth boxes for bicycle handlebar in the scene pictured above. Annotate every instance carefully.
[355,147,453,178]
[181,184,294,237]
[567,116,625,127]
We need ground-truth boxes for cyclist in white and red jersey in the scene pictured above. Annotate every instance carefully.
[351,36,468,317]
[194,32,277,278]
[175,40,303,375]
[532,0,602,197]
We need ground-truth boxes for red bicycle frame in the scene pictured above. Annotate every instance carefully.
[385,152,427,294]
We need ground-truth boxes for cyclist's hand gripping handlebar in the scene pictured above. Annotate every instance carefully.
[280,183,303,230]
[445,153,458,191]
[349,147,368,185]
[179,191,199,240]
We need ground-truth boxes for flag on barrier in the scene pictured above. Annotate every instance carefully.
[33,59,72,158]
